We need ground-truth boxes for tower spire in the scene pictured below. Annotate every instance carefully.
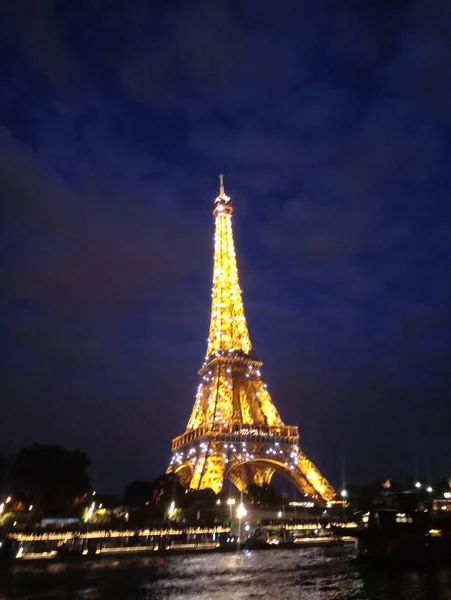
[208,177,249,357]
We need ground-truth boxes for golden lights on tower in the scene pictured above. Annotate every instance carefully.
[167,177,335,502]
[207,174,251,357]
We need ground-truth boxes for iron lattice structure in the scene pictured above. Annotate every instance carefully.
[167,177,335,502]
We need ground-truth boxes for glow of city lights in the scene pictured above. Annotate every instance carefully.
[236,504,247,519]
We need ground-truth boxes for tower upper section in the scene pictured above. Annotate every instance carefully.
[213,173,233,215]
[206,176,252,358]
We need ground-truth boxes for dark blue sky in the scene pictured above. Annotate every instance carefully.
[0,0,450,492]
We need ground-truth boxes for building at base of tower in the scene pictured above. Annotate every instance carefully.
[166,177,335,503]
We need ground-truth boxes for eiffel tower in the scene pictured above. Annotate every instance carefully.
[167,176,335,502]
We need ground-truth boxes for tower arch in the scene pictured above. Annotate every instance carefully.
[174,463,193,487]
[226,458,317,497]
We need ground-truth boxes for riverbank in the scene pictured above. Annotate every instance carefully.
[2,536,356,563]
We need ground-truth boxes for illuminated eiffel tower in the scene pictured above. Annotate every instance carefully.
[167,176,335,501]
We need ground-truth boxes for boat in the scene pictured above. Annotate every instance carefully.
[354,509,451,564]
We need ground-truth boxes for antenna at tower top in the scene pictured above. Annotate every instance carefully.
[213,173,233,215]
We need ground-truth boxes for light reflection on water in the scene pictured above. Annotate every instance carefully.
[1,547,451,600]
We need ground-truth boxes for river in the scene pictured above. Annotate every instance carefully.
[1,546,451,599]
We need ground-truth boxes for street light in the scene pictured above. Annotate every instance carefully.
[415,481,421,489]
[277,511,282,518]
[227,498,236,522]
[426,486,433,493]
[236,503,247,544]
[341,489,348,522]
[236,503,247,519]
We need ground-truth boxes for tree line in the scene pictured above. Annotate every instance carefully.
[0,444,91,513]
[2,444,449,520]
[0,443,284,520]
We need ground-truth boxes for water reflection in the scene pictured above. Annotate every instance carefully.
[1,547,451,600]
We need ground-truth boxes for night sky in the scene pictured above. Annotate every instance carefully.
[1,1,450,493]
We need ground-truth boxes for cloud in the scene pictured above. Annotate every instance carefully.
[0,125,205,312]
[381,0,451,118]
[118,0,301,108]
[0,0,77,87]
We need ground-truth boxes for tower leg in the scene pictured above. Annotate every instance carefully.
[177,466,193,487]
[166,462,194,488]
[192,455,226,494]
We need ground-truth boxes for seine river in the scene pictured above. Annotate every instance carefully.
[1,547,451,600]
